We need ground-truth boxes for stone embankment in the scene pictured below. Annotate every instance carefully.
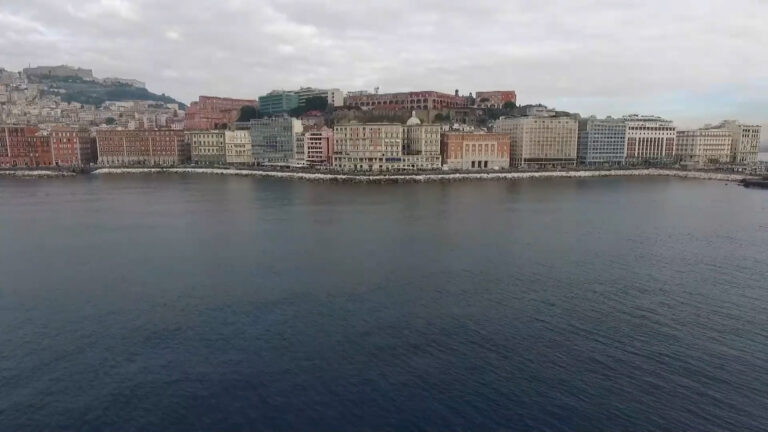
[91,167,753,183]
[0,169,75,177]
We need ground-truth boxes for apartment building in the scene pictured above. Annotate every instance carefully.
[494,111,578,167]
[577,117,627,166]
[187,130,226,165]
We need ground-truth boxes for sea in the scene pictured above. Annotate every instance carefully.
[1,174,767,431]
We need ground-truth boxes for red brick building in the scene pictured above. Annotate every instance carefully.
[50,126,96,166]
[95,129,189,166]
[345,91,467,111]
[475,91,517,108]
[185,96,258,130]
[0,126,54,167]
[441,132,511,170]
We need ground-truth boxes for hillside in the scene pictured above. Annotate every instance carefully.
[33,75,185,108]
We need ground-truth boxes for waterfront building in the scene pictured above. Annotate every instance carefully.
[577,117,627,166]
[50,126,95,166]
[675,128,732,166]
[493,111,578,167]
[402,112,442,170]
[333,123,404,171]
[185,96,257,130]
[294,133,305,166]
[716,120,762,163]
[345,91,467,111]
[293,87,344,107]
[187,130,226,165]
[0,126,54,167]
[258,91,300,116]
[475,91,517,108]
[95,129,189,166]
[441,132,511,170]
[623,115,676,163]
[224,130,253,164]
[243,117,303,165]
[302,126,334,166]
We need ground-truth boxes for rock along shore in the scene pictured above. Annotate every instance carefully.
[0,170,76,178]
[90,167,753,183]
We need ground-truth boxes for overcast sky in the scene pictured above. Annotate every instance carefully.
[1,0,767,133]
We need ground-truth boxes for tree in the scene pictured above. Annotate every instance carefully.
[434,113,451,123]
[304,95,328,112]
[289,96,329,117]
[502,101,517,110]
[236,105,261,122]
[105,117,116,125]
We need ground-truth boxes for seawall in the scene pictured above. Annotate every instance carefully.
[90,167,753,183]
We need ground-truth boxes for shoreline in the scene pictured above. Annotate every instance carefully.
[0,170,76,178]
[88,167,754,183]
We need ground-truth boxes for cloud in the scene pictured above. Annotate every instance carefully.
[0,0,767,138]
[165,30,181,41]
[67,0,138,21]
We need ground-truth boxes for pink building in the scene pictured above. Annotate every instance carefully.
[185,96,258,130]
[345,91,467,111]
[475,91,517,108]
[304,126,334,166]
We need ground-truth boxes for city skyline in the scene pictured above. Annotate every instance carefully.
[1,0,767,140]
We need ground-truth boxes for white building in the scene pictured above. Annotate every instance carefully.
[333,123,403,171]
[402,112,442,170]
[623,115,676,163]
[717,120,762,163]
[675,128,732,166]
[224,130,253,164]
[493,111,578,167]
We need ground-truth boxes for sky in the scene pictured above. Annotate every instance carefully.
[1,0,767,138]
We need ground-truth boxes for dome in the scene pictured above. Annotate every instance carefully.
[406,111,421,126]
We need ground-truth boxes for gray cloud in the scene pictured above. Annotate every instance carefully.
[1,0,767,135]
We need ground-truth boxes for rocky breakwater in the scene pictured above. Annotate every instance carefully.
[739,176,768,189]
[91,167,754,183]
[0,169,76,178]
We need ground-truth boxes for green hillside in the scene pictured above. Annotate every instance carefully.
[34,75,185,108]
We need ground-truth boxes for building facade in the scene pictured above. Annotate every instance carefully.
[95,129,189,166]
[675,128,732,166]
[303,126,334,166]
[294,87,344,107]
[23,65,94,80]
[187,130,226,165]
[475,91,517,108]
[494,114,578,167]
[577,117,627,165]
[50,126,95,166]
[258,91,300,116]
[224,130,253,164]
[441,132,511,170]
[402,112,442,170]
[185,96,257,130]
[0,126,54,167]
[333,123,404,171]
[718,120,762,163]
[623,115,676,163]
[243,117,303,164]
[345,91,468,111]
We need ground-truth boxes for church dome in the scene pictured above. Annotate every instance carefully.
[406,111,421,126]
